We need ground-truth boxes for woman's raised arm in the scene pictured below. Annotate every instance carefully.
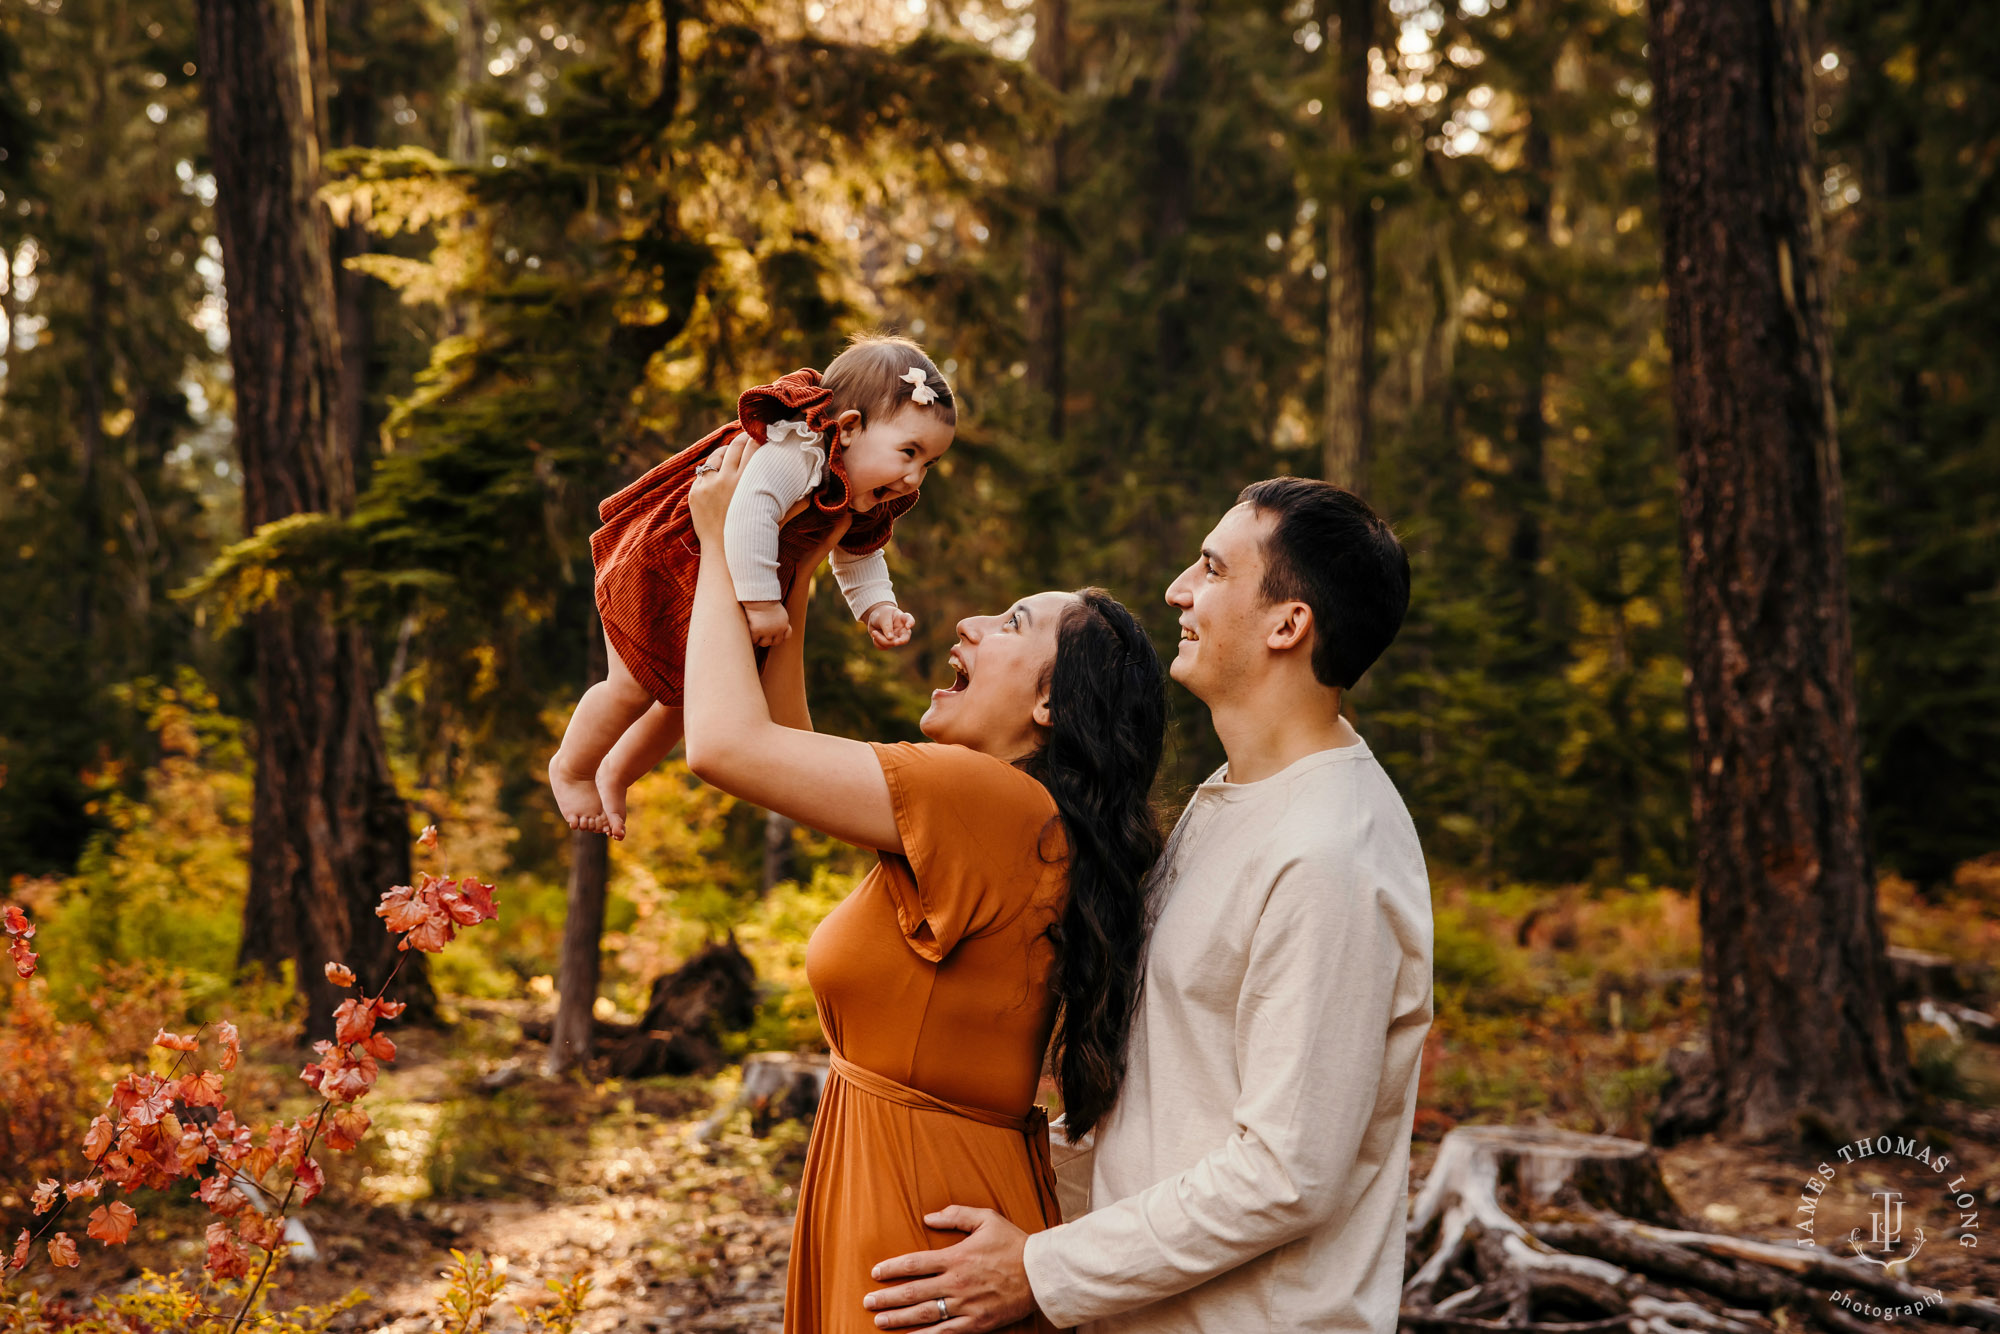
[682,440,904,854]
[756,514,848,733]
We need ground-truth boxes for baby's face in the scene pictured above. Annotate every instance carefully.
[839,405,954,512]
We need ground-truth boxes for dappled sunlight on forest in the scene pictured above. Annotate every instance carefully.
[4,0,1998,1324]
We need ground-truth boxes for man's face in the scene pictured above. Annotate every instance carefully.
[1164,503,1281,702]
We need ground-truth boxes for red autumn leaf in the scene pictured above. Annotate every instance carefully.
[3,905,35,977]
[242,1144,276,1184]
[332,998,375,1044]
[323,1107,370,1152]
[65,1178,102,1202]
[319,1048,379,1102]
[451,878,499,924]
[125,1087,172,1128]
[299,1060,326,1093]
[196,1173,249,1217]
[86,1202,137,1245]
[216,1020,241,1072]
[294,1154,326,1205]
[404,912,456,954]
[417,824,439,850]
[31,1178,61,1214]
[324,961,358,988]
[174,1124,211,1173]
[205,1221,250,1280]
[206,1113,254,1168]
[362,1031,396,1062]
[82,1115,115,1160]
[376,998,407,1020]
[179,1070,227,1108]
[236,1213,283,1252]
[47,1233,78,1268]
[9,1228,28,1272]
[376,885,431,934]
[152,1028,199,1053]
[263,1123,301,1170]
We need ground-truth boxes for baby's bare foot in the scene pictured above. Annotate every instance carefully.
[550,752,609,834]
[596,769,634,842]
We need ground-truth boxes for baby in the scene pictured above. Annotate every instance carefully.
[551,335,955,838]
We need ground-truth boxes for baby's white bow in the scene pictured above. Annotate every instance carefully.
[901,366,939,405]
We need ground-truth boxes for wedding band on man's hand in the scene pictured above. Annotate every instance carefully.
[935,1297,949,1321]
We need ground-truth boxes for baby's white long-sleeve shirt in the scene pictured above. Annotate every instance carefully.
[721,419,896,619]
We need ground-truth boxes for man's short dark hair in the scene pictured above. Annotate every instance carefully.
[1237,477,1410,690]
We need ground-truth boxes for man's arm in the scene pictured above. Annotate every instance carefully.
[868,863,1408,1332]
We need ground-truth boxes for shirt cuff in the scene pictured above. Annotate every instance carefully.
[1021,1226,1088,1331]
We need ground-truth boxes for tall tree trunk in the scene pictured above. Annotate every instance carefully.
[196,0,430,1037]
[327,0,376,476]
[74,244,109,650]
[1648,0,1906,1138]
[1322,0,1373,492]
[762,811,797,891]
[1149,0,1197,393]
[1504,113,1552,651]
[1026,0,1067,442]
[547,617,611,1074]
[450,0,488,167]
[546,832,610,1074]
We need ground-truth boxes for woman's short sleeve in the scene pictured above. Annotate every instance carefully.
[870,741,1062,963]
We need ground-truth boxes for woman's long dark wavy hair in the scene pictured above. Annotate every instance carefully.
[1016,588,1168,1141]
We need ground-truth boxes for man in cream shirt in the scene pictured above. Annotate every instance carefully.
[863,477,1434,1333]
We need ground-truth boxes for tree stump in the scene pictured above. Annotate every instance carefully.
[593,938,759,1080]
[1402,1125,2000,1334]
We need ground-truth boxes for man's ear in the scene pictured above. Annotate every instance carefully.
[1266,601,1313,654]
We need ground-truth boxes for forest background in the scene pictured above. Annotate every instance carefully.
[0,0,1998,1321]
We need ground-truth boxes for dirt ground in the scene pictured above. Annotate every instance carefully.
[18,1020,2000,1332]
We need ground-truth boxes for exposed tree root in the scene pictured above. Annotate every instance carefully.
[1401,1126,1997,1334]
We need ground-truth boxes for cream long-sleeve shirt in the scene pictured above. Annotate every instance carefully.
[1023,739,1434,1333]
[722,418,896,618]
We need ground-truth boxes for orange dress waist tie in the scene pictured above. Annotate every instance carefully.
[827,1054,1061,1232]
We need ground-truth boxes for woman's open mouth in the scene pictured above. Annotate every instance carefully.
[933,654,972,698]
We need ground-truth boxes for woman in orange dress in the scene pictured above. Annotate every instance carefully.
[680,438,1168,1334]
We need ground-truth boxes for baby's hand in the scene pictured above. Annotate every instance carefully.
[744,600,792,647]
[863,602,915,649]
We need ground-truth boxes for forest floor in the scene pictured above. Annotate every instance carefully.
[20,1002,2000,1333]
[14,871,1999,1329]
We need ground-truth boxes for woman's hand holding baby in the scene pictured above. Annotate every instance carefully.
[863,602,916,649]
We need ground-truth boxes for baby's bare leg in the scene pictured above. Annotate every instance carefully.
[595,704,685,841]
[550,639,656,834]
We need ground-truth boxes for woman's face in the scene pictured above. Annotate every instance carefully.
[921,591,1077,760]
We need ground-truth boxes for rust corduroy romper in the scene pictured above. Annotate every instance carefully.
[589,369,920,706]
